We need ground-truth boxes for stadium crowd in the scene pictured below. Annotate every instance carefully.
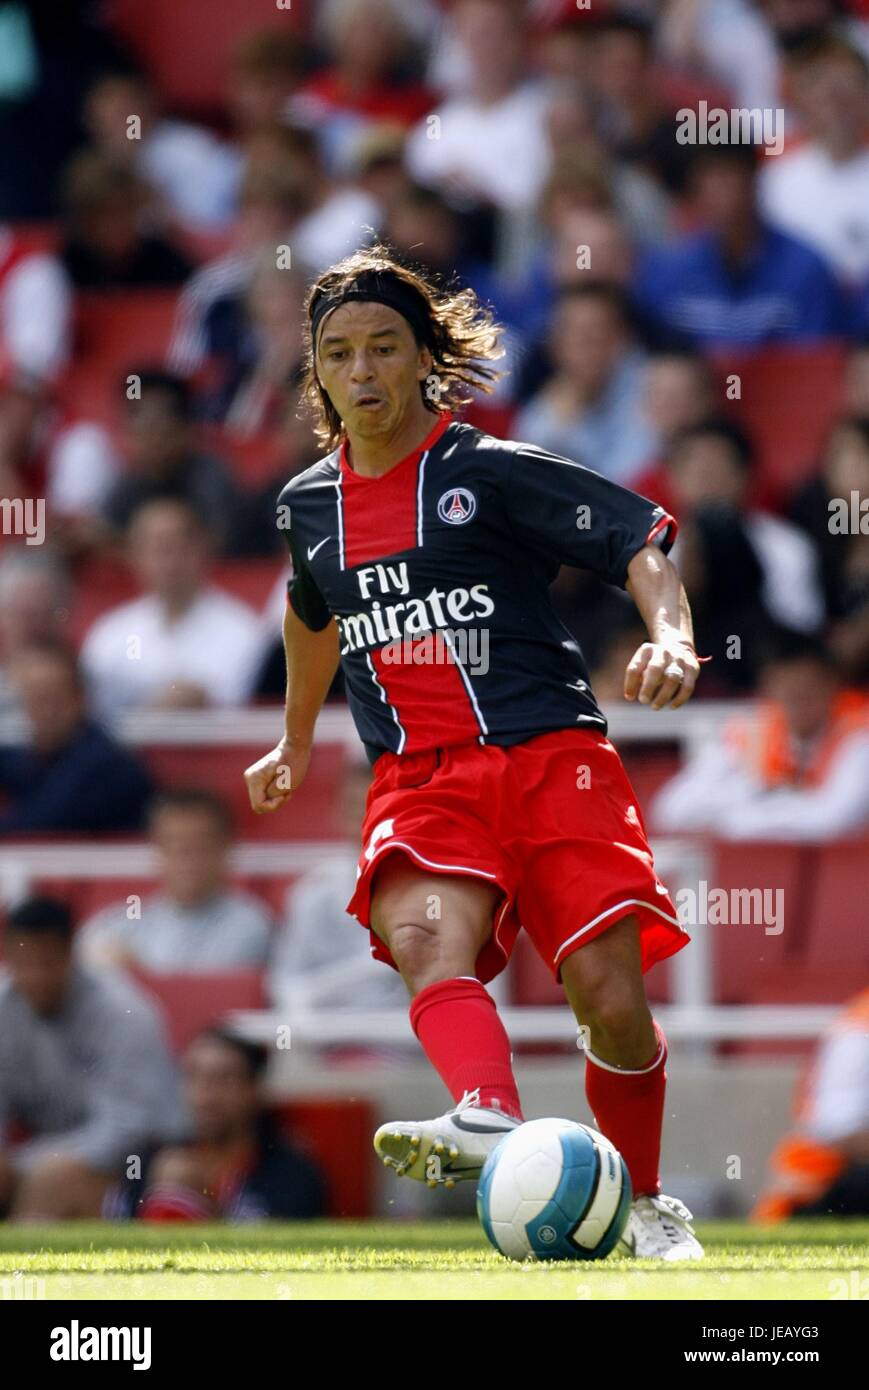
[0,0,868,1223]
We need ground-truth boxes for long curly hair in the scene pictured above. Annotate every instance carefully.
[299,244,506,451]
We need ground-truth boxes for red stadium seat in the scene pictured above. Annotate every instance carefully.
[712,345,846,504]
[204,427,286,488]
[273,1099,375,1218]
[108,0,310,117]
[620,749,681,811]
[68,552,140,644]
[70,557,280,645]
[803,840,869,970]
[59,291,180,424]
[128,967,266,1053]
[10,222,61,257]
[210,558,284,610]
[507,925,671,1012]
[708,842,806,1002]
[140,738,347,837]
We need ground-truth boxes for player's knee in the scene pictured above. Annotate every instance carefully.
[568,971,647,1043]
[385,919,442,982]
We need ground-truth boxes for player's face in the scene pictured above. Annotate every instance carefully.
[315,301,432,440]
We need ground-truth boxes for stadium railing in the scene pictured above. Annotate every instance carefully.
[0,700,856,1050]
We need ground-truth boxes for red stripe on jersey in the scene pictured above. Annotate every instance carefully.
[645,511,678,547]
[339,412,452,568]
[371,635,482,753]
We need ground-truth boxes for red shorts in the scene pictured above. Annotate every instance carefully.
[345,728,689,983]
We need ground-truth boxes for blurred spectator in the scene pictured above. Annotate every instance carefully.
[633,141,847,350]
[0,897,182,1221]
[752,987,869,1222]
[845,340,869,412]
[549,206,635,295]
[383,180,487,286]
[651,628,869,840]
[290,0,436,176]
[223,387,324,561]
[268,127,382,273]
[405,0,552,215]
[351,121,415,211]
[78,788,273,974]
[514,282,656,483]
[0,1,132,219]
[760,32,869,284]
[197,257,308,436]
[659,0,780,113]
[665,419,824,687]
[169,144,377,377]
[228,30,306,145]
[0,225,71,383]
[758,0,869,56]
[268,760,409,1022]
[590,623,650,703]
[59,151,193,291]
[0,642,153,834]
[540,135,672,251]
[108,1028,327,1222]
[80,497,263,719]
[0,374,54,501]
[381,181,524,377]
[169,153,312,379]
[81,70,240,234]
[629,350,716,499]
[586,12,692,195]
[790,417,869,677]
[100,369,239,547]
[0,547,70,716]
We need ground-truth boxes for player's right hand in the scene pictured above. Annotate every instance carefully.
[243,740,310,814]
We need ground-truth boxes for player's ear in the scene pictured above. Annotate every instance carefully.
[416,344,434,380]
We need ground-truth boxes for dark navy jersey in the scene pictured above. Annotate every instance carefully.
[276,413,677,762]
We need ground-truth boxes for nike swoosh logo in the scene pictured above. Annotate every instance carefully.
[451,1115,520,1135]
[306,537,331,561]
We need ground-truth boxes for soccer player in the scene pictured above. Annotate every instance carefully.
[244,248,704,1259]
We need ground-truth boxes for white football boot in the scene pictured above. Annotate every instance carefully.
[373,1087,522,1188]
[617,1192,705,1260]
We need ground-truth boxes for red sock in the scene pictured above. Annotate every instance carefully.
[583,1019,668,1198]
[409,977,524,1121]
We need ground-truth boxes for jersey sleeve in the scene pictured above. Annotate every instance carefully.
[278,501,333,632]
[502,443,678,588]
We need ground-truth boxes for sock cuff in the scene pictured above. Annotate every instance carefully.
[409,975,491,1037]
[585,1019,668,1076]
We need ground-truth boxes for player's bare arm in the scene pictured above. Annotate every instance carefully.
[243,603,339,814]
[624,544,700,712]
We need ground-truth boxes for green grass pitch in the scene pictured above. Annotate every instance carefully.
[0,1219,867,1300]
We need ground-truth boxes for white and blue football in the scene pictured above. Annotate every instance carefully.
[476,1117,632,1261]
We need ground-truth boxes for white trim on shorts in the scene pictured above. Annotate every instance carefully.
[553,897,683,969]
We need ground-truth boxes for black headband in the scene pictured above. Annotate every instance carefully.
[310,270,436,352]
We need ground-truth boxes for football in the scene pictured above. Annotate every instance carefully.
[476,1117,632,1262]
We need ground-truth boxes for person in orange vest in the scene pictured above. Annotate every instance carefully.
[651,628,869,840]
[752,989,869,1222]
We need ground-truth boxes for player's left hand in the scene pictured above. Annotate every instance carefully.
[623,637,700,710]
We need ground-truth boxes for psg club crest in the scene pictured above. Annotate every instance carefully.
[437,488,477,525]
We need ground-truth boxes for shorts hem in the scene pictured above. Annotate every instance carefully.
[552,897,689,976]
[347,839,517,984]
